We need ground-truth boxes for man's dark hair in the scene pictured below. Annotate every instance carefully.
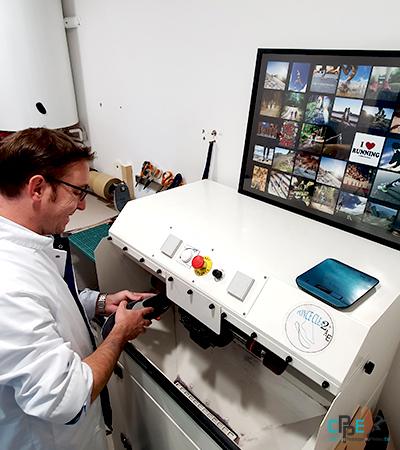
[0,127,95,197]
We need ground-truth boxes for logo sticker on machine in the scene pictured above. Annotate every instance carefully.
[285,304,334,353]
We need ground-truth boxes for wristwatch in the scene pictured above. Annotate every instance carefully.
[97,293,108,315]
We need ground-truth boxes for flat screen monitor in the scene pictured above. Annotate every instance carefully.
[239,49,400,250]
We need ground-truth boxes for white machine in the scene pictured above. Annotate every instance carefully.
[95,180,400,449]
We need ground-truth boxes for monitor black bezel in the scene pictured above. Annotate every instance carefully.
[238,48,400,251]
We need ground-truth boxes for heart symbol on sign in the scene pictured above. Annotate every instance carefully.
[366,142,375,150]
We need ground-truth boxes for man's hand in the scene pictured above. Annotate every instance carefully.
[104,290,154,315]
[113,300,154,341]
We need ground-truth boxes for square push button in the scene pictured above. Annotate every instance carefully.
[227,271,255,302]
[161,234,182,258]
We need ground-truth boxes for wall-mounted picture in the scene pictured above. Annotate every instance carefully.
[257,120,281,139]
[362,201,397,229]
[329,97,363,129]
[264,61,289,90]
[289,62,310,93]
[268,170,290,198]
[278,121,299,148]
[390,109,400,134]
[310,184,340,215]
[336,65,372,99]
[293,152,320,180]
[240,49,400,250]
[370,169,400,206]
[335,191,368,221]
[281,92,304,121]
[253,145,265,162]
[349,132,385,168]
[310,64,340,94]
[251,165,269,192]
[298,124,325,153]
[272,147,296,173]
[379,138,400,172]
[305,94,333,125]
[365,66,400,102]
[342,162,375,196]
[358,105,394,133]
[322,125,354,160]
[316,156,347,188]
[289,176,315,206]
[253,145,274,165]
[260,90,284,118]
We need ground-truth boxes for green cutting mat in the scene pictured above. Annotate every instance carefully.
[68,223,110,262]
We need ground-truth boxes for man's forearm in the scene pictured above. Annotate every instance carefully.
[83,327,126,403]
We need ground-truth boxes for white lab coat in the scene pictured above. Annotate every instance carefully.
[0,216,107,450]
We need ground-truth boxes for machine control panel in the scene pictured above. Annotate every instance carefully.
[160,233,267,321]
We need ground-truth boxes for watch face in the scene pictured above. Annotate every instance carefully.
[97,294,107,313]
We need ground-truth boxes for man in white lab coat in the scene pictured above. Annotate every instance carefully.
[0,128,154,449]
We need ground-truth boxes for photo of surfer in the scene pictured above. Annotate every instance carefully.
[260,90,284,118]
[298,124,325,154]
[342,162,375,197]
[310,64,340,94]
[310,184,340,215]
[358,105,394,134]
[264,61,289,90]
[336,65,372,99]
[289,62,310,93]
[365,66,400,102]
[288,176,315,207]
[305,94,333,125]
[379,138,400,172]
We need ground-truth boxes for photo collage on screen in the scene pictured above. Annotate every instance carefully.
[247,53,400,243]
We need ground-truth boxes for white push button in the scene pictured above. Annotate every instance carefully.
[227,271,255,302]
[181,248,194,263]
[161,234,182,258]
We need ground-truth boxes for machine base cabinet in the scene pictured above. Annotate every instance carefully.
[95,180,400,449]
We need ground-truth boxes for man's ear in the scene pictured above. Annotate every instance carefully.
[27,175,47,201]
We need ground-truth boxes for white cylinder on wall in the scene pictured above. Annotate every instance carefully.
[0,0,78,131]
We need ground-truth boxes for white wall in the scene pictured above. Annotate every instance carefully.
[62,0,400,192]
[61,0,400,443]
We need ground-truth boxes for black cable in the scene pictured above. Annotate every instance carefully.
[202,140,215,180]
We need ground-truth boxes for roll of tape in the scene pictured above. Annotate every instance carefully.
[89,171,121,200]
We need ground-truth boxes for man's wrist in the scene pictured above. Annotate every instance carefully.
[96,293,108,315]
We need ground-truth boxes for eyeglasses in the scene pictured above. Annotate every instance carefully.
[47,177,90,202]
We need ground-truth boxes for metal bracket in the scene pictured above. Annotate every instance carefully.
[64,16,81,29]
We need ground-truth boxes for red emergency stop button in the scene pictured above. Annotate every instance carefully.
[192,255,206,269]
